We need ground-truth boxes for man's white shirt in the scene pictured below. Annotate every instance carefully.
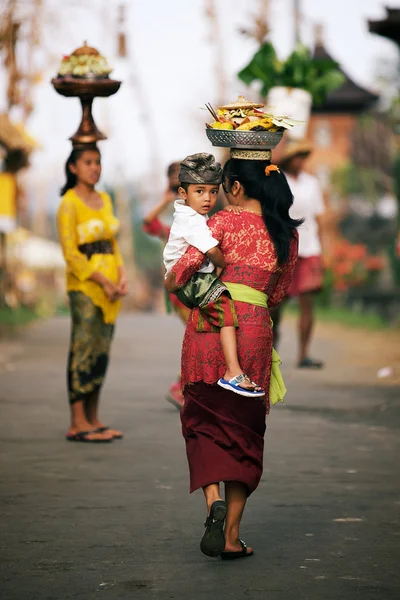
[163,199,219,275]
[285,171,324,258]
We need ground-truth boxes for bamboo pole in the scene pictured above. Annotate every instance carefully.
[112,3,156,308]
[293,0,301,45]
[204,0,228,106]
[125,3,163,187]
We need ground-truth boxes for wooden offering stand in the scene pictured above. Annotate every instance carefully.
[51,43,121,147]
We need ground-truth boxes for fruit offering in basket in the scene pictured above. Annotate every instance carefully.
[58,42,113,78]
[206,96,300,132]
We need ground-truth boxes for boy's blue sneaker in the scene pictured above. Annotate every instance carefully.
[217,374,265,398]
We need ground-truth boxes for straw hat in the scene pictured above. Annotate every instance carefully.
[279,139,313,163]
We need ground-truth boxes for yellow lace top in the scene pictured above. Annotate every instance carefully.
[0,172,17,218]
[57,189,123,324]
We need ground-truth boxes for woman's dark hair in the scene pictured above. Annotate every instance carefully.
[223,158,303,265]
[60,146,100,196]
[4,149,29,173]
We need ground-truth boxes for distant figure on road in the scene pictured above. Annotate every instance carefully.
[143,161,190,410]
[0,149,29,306]
[57,145,128,443]
[166,155,300,559]
[270,140,325,369]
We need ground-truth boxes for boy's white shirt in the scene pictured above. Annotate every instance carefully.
[163,198,219,276]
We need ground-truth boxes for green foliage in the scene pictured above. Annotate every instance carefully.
[331,163,387,201]
[286,302,389,331]
[0,306,39,329]
[238,42,345,104]
[318,268,335,307]
[133,221,164,274]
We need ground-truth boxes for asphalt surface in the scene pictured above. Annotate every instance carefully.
[0,314,399,600]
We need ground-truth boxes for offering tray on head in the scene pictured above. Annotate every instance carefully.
[51,76,121,98]
[205,96,300,151]
[56,42,113,79]
[51,42,121,146]
[206,128,283,150]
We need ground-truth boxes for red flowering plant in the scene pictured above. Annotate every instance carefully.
[329,239,384,292]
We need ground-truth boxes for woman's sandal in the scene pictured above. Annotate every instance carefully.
[95,426,123,439]
[297,357,324,369]
[217,374,265,398]
[200,500,227,557]
[66,430,113,443]
[221,539,254,560]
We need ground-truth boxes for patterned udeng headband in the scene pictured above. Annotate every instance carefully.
[265,164,280,176]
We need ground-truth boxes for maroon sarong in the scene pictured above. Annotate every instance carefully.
[181,382,266,496]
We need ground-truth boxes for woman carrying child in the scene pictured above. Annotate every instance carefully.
[166,150,300,559]
[164,153,264,397]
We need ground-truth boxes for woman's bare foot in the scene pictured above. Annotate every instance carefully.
[90,421,123,439]
[221,536,254,560]
[224,538,253,554]
[67,427,113,442]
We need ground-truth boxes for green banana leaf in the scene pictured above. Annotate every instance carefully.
[238,42,345,104]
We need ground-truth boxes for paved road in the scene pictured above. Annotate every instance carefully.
[0,314,399,600]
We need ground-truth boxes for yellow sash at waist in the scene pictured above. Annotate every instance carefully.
[224,282,268,307]
[224,282,286,406]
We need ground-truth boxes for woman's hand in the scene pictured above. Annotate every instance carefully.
[90,271,119,302]
[102,278,119,302]
[164,272,179,293]
[116,271,129,298]
[162,187,177,206]
[142,188,176,238]
[224,205,244,214]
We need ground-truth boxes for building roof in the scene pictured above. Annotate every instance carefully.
[312,42,379,113]
[369,7,400,47]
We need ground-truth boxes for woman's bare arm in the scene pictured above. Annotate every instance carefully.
[206,247,225,269]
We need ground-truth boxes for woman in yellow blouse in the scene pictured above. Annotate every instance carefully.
[57,146,128,443]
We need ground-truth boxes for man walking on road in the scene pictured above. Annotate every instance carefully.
[270,140,325,369]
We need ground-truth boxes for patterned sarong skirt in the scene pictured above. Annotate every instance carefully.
[176,272,238,332]
[67,291,114,404]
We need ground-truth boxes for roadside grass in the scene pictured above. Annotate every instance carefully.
[286,303,391,331]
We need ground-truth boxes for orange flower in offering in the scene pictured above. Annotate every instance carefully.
[265,164,280,176]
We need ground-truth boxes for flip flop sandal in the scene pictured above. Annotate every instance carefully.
[298,357,324,369]
[66,430,113,443]
[217,374,265,398]
[221,539,253,560]
[200,500,227,557]
[165,388,184,411]
[95,426,123,439]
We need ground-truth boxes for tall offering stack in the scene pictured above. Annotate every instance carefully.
[51,42,121,148]
[205,96,299,159]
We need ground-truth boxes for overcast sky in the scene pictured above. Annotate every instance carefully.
[2,0,399,204]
